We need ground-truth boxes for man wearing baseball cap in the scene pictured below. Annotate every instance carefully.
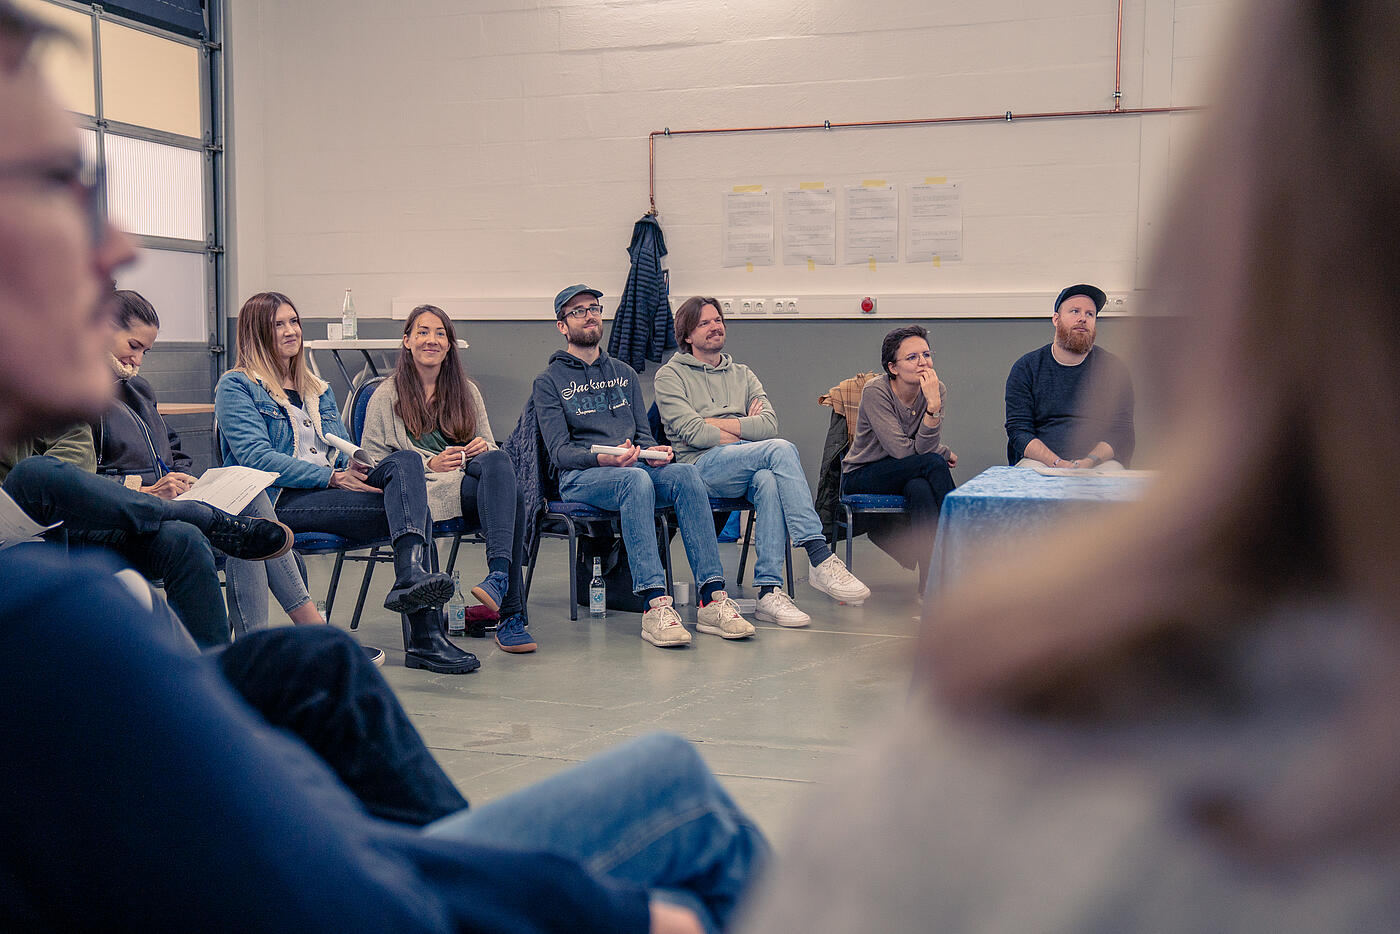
[532,284,755,648]
[1004,284,1136,469]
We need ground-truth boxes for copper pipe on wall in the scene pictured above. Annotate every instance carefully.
[646,105,1200,215]
[645,0,1196,215]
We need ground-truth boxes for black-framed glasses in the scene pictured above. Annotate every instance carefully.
[563,304,604,319]
[0,155,105,245]
[900,350,934,365]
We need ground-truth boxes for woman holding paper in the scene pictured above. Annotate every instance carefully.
[217,292,477,674]
[360,304,535,654]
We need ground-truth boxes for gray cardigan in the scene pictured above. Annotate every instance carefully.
[841,375,950,472]
[360,375,496,522]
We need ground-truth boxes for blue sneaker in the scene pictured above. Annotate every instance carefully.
[494,613,537,654]
[470,570,509,612]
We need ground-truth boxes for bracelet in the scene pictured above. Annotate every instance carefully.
[1085,453,1101,466]
[926,408,942,419]
[1052,458,1063,467]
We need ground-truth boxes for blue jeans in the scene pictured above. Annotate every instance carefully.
[274,449,431,544]
[693,440,824,588]
[425,732,769,933]
[560,463,724,594]
[225,491,315,636]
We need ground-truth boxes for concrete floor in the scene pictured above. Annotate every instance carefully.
[310,535,922,845]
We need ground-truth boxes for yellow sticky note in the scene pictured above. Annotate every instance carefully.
[799,181,825,190]
[733,185,763,193]
[862,179,886,187]
[924,176,947,185]
[868,257,877,272]
[933,255,941,268]
[807,258,815,272]
[746,262,754,273]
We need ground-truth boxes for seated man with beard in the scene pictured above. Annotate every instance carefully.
[1004,283,1136,470]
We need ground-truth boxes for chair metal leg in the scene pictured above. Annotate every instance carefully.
[785,535,795,597]
[349,545,381,632]
[736,509,755,594]
[445,533,462,575]
[323,550,347,621]
[841,503,855,571]
[565,516,579,621]
[523,524,541,606]
[659,513,674,596]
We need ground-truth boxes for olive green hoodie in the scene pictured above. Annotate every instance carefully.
[653,352,779,463]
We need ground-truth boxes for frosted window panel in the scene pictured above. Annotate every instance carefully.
[99,20,201,138]
[115,248,208,343]
[14,0,94,115]
[104,134,204,241]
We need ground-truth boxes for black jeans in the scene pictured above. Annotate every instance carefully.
[215,626,467,825]
[275,450,432,551]
[2,455,229,647]
[459,449,526,617]
[843,452,955,587]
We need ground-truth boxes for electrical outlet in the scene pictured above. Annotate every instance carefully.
[752,298,766,314]
[718,298,736,316]
[773,297,798,314]
[740,297,765,314]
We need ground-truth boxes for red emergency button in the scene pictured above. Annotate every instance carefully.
[860,296,876,313]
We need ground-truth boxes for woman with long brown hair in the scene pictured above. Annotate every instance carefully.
[741,0,1400,928]
[216,291,479,674]
[361,304,535,654]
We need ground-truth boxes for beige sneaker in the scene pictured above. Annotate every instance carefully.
[755,589,811,627]
[641,596,692,647]
[808,554,871,605]
[695,591,756,639]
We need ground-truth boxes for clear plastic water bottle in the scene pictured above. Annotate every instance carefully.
[589,557,606,618]
[341,288,357,340]
[446,570,467,636]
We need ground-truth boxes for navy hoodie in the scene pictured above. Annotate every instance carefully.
[532,349,655,471]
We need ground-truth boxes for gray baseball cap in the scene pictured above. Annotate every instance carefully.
[554,284,603,319]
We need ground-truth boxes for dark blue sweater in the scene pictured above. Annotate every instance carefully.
[531,349,655,472]
[0,545,649,933]
[1004,344,1135,466]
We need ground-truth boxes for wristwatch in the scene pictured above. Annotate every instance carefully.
[1085,453,1102,467]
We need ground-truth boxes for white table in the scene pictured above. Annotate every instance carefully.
[302,339,469,385]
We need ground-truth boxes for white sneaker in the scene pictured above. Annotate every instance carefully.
[754,590,811,627]
[695,591,756,639]
[809,555,871,605]
[641,596,693,647]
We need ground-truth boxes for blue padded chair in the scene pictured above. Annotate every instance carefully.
[835,492,909,572]
[646,402,793,596]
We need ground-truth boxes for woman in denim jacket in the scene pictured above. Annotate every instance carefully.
[215,292,477,674]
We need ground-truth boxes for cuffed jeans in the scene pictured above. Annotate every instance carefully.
[274,449,432,546]
[694,439,824,587]
[426,732,769,933]
[2,455,229,647]
[217,626,467,826]
[460,449,526,617]
[560,463,724,595]
[225,491,314,636]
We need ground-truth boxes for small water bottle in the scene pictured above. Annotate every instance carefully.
[446,570,467,636]
[589,557,606,618]
[341,288,357,340]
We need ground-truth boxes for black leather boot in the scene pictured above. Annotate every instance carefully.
[402,607,480,673]
[383,534,454,613]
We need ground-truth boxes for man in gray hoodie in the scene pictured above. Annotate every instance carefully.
[655,297,870,628]
[532,285,755,648]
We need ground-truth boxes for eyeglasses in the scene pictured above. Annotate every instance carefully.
[900,350,934,365]
[0,155,105,245]
[562,304,604,319]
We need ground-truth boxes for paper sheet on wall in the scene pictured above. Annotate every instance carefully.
[722,190,775,267]
[174,466,280,515]
[906,181,963,262]
[781,188,836,266]
[843,185,899,264]
[0,489,59,550]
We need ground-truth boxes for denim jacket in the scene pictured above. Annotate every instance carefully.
[215,370,350,495]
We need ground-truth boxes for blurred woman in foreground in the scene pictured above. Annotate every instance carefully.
[742,0,1400,929]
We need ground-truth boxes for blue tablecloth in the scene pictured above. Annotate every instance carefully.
[927,466,1152,593]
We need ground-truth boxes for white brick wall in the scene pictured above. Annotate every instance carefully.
[227,0,1240,319]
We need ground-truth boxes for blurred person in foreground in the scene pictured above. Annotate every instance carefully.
[740,0,1400,930]
[0,5,763,931]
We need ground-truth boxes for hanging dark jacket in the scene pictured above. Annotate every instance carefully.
[607,214,675,373]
